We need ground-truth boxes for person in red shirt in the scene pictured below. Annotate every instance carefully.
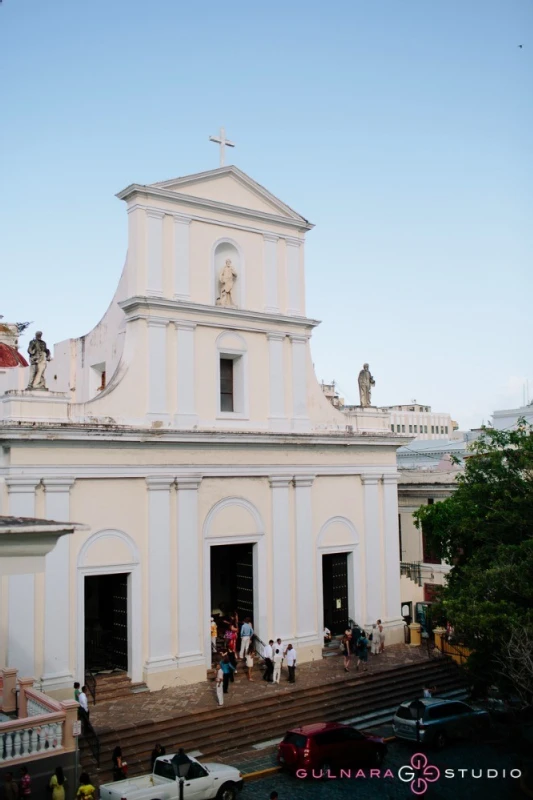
[20,767,31,799]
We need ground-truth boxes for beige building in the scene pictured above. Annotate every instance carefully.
[0,166,408,697]
[382,404,458,441]
[398,470,458,617]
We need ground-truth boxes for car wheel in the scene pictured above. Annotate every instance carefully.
[216,782,237,800]
[434,732,447,750]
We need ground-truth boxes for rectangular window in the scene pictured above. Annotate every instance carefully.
[397,424,401,432]
[431,426,434,434]
[414,424,418,433]
[220,358,234,412]
[424,425,428,433]
[409,425,412,433]
[391,424,394,432]
[441,426,444,434]
[402,424,405,432]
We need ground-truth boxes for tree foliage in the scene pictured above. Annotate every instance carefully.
[414,421,533,703]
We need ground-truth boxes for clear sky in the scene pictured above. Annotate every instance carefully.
[1,0,531,429]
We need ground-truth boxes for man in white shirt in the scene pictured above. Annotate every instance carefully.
[285,644,297,683]
[272,647,283,684]
[216,664,224,706]
[262,640,274,682]
[78,685,90,732]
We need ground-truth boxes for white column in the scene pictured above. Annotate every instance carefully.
[269,477,293,639]
[362,474,382,627]
[263,234,279,312]
[267,333,288,431]
[294,475,316,643]
[42,478,75,691]
[286,238,302,316]
[173,214,191,300]
[6,478,38,677]
[145,477,176,673]
[174,321,197,428]
[383,475,403,624]
[147,319,169,421]
[176,477,203,667]
[146,208,165,296]
[290,335,310,432]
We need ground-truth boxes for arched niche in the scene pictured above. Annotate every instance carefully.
[212,239,244,308]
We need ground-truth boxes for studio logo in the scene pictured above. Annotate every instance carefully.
[398,752,440,795]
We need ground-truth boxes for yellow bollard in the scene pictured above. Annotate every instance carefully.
[408,623,422,646]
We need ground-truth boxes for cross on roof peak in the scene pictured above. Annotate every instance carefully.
[209,127,235,167]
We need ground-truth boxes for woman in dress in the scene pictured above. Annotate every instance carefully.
[377,619,385,653]
[49,768,66,800]
[112,746,127,781]
[245,649,254,681]
[341,631,352,672]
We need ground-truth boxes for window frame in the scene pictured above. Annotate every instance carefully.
[216,343,249,420]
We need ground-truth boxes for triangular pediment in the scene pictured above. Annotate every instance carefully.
[149,166,310,225]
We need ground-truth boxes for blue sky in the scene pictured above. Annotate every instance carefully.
[1,0,531,429]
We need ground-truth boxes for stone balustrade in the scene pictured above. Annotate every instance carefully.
[0,670,78,765]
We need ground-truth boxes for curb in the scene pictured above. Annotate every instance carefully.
[243,766,282,782]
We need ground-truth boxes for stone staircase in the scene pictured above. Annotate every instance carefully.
[323,634,344,658]
[80,658,467,785]
[91,672,149,704]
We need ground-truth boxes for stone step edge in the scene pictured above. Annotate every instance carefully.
[82,674,467,757]
[87,659,455,729]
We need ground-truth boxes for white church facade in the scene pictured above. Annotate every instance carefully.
[0,165,407,696]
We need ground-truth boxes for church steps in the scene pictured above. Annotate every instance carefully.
[80,660,466,783]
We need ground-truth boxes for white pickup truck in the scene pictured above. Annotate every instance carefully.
[99,754,243,800]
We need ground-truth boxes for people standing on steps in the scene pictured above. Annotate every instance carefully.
[239,617,254,659]
[245,650,254,680]
[3,773,19,800]
[73,682,81,702]
[377,619,385,653]
[285,644,296,683]
[77,686,90,733]
[371,624,380,655]
[210,618,218,654]
[341,631,352,672]
[215,663,224,705]
[356,631,369,671]
[262,640,274,682]
[272,646,283,684]
[220,655,235,694]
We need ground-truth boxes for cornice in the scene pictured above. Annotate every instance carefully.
[117,186,314,232]
[42,477,76,493]
[119,296,320,331]
[145,475,175,490]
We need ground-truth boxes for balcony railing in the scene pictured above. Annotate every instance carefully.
[400,561,423,586]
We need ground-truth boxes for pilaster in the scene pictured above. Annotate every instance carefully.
[361,474,382,627]
[173,214,191,300]
[267,333,288,431]
[146,208,165,296]
[42,478,75,692]
[286,238,302,316]
[269,477,293,639]
[147,318,170,422]
[174,321,198,429]
[6,478,38,678]
[176,477,203,667]
[294,475,316,643]
[263,234,280,312]
[289,335,310,432]
[382,474,403,625]
[145,476,176,674]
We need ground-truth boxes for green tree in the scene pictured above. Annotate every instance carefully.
[414,421,533,704]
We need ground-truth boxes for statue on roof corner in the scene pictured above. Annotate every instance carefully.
[216,259,237,307]
[358,363,375,407]
[26,331,51,390]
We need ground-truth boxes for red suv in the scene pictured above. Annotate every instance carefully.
[278,722,386,772]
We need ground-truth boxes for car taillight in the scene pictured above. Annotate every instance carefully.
[303,748,310,758]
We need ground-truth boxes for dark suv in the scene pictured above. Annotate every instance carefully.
[393,698,489,749]
[278,722,386,772]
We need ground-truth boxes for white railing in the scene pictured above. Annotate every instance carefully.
[26,689,62,717]
[0,713,64,764]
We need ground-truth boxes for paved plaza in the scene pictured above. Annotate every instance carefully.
[90,644,430,730]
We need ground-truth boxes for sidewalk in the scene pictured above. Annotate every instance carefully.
[90,644,430,730]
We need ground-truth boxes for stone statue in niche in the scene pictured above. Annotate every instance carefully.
[216,259,238,307]
[358,363,375,407]
[27,330,51,390]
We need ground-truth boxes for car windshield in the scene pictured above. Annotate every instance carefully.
[282,733,308,749]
